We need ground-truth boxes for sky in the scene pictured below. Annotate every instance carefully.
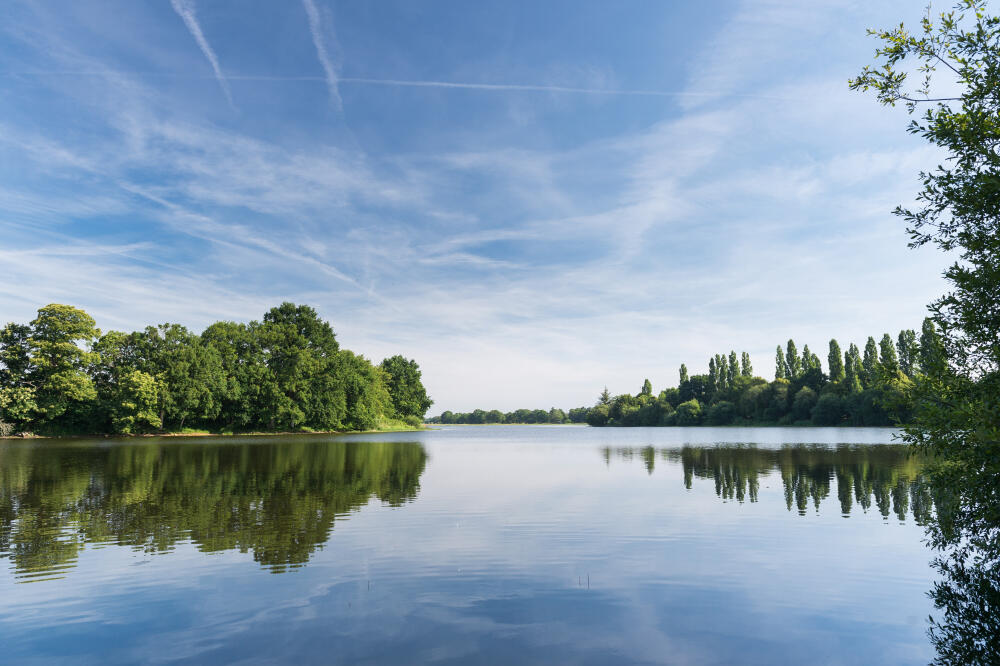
[0,0,953,413]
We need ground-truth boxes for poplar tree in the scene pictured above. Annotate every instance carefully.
[879,333,900,376]
[919,317,944,375]
[727,350,738,386]
[786,340,800,378]
[679,364,689,386]
[718,354,729,391]
[862,337,880,387]
[802,345,812,372]
[740,352,752,377]
[708,357,718,393]
[844,345,863,393]
[641,378,653,397]
[828,339,845,382]
[775,346,786,380]
[896,329,919,378]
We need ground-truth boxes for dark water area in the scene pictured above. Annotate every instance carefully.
[0,426,935,664]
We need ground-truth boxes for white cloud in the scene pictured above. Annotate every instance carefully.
[169,0,234,109]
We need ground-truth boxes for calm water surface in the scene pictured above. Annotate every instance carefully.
[0,426,935,664]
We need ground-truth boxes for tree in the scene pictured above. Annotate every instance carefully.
[678,364,689,385]
[896,329,919,377]
[844,344,863,394]
[674,399,702,425]
[29,304,100,430]
[920,317,945,375]
[775,346,786,380]
[811,393,846,426]
[828,339,845,383]
[786,340,800,378]
[598,387,611,406]
[380,356,433,421]
[862,336,880,387]
[727,350,739,387]
[852,5,1000,662]
[741,351,753,377]
[879,333,901,376]
[791,386,818,421]
[708,357,718,393]
[640,378,653,397]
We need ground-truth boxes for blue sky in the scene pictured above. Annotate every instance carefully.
[0,0,950,412]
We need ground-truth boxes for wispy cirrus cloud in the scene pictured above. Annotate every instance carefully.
[301,0,342,110]
[169,0,234,109]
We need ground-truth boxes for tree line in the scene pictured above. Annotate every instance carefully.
[431,322,941,428]
[584,323,941,427]
[427,406,591,425]
[0,302,432,436]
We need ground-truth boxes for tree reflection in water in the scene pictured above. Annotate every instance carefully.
[604,443,935,523]
[0,438,426,580]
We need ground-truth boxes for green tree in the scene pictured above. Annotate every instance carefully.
[29,304,100,430]
[741,351,753,377]
[786,340,800,378]
[775,346,786,380]
[380,355,433,421]
[107,370,163,434]
[678,364,689,385]
[640,378,653,397]
[727,350,739,387]
[0,323,37,432]
[919,317,945,375]
[896,329,919,378]
[674,399,702,425]
[862,337,880,387]
[811,393,845,426]
[844,344,863,394]
[598,387,611,405]
[852,5,1000,661]
[828,339,845,383]
[879,333,901,376]
[791,386,818,422]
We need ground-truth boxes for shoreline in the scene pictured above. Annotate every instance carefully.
[0,425,431,440]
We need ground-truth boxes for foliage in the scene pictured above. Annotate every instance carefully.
[851,3,1000,662]
[0,302,422,435]
[429,331,920,428]
[380,355,433,419]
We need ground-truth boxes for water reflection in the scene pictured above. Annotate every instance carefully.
[604,444,934,522]
[0,438,426,580]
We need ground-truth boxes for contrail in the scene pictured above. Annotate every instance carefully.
[169,0,234,108]
[3,69,793,101]
[301,0,342,110]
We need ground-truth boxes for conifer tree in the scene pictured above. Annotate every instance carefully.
[740,352,752,377]
[786,340,800,378]
[775,346,786,380]
[828,339,845,382]
[862,336,880,387]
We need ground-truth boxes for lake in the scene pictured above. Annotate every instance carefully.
[0,426,936,664]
